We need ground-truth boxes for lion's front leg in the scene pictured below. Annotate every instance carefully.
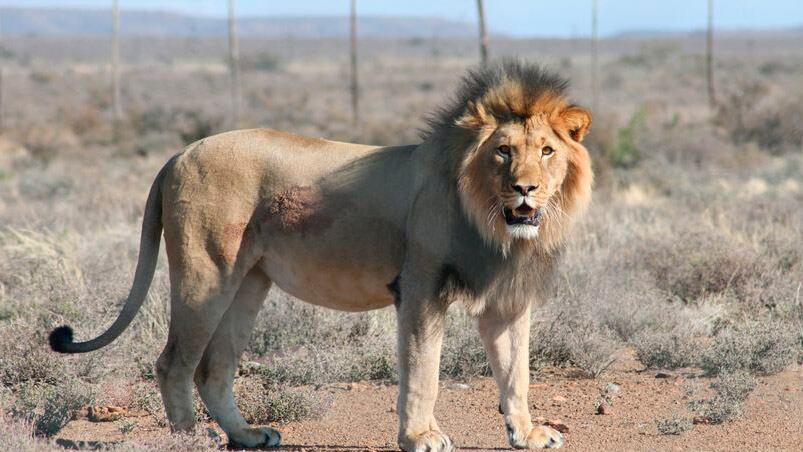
[478,305,563,449]
[395,275,453,452]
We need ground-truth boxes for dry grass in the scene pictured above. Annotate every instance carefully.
[1,33,802,448]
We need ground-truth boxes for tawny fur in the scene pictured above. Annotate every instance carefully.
[49,60,593,451]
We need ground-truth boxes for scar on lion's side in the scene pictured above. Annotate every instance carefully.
[267,185,332,232]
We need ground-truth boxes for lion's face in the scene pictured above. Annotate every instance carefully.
[481,119,572,240]
[456,105,592,252]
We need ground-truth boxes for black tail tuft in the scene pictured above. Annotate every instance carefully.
[49,325,75,353]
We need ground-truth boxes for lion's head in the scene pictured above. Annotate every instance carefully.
[424,60,593,254]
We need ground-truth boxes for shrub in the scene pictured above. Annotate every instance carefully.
[615,42,679,69]
[440,326,490,380]
[117,418,138,435]
[248,298,375,355]
[14,126,80,164]
[174,110,223,144]
[246,341,396,386]
[593,291,678,343]
[711,370,758,400]
[655,415,693,435]
[0,415,57,452]
[639,230,769,304]
[562,325,619,378]
[530,313,619,378]
[347,350,396,382]
[633,329,699,370]
[715,80,803,154]
[690,371,757,424]
[241,53,282,72]
[235,379,327,424]
[33,386,92,437]
[131,384,167,428]
[128,106,223,145]
[529,317,572,373]
[699,323,797,376]
[607,110,646,168]
[249,353,323,386]
[0,341,65,387]
[9,380,93,437]
[63,104,103,137]
[0,228,86,321]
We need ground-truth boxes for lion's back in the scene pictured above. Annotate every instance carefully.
[170,128,378,187]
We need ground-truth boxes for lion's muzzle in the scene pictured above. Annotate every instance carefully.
[503,204,544,227]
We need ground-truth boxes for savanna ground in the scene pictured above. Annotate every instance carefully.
[0,34,801,451]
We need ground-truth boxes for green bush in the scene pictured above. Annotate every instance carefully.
[607,110,646,168]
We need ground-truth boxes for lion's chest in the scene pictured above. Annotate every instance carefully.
[449,245,559,317]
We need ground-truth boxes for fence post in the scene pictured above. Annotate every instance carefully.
[706,0,716,109]
[228,0,242,128]
[112,0,123,138]
[591,0,599,113]
[476,0,489,65]
[350,0,359,125]
[0,68,4,134]
[0,11,3,134]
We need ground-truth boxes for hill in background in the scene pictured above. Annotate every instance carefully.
[0,7,477,38]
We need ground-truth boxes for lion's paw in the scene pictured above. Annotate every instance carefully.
[505,416,563,449]
[399,430,454,452]
[227,427,282,449]
[524,425,563,449]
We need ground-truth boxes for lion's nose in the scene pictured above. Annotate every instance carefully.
[511,184,538,195]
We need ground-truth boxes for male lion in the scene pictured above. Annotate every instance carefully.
[50,60,592,451]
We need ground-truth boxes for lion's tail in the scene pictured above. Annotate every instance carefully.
[49,163,167,354]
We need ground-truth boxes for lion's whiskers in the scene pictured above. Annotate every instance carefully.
[544,197,568,227]
[485,199,502,234]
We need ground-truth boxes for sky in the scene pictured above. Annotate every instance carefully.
[1,1,802,37]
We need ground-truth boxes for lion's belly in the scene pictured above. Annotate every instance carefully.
[261,257,395,311]
[259,221,402,312]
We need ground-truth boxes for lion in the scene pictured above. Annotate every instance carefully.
[49,60,592,451]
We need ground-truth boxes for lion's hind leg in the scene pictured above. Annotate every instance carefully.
[155,253,246,433]
[194,267,281,448]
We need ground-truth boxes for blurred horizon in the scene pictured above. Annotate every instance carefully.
[0,0,802,37]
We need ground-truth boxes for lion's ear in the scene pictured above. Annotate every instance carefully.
[560,106,592,142]
[456,101,493,130]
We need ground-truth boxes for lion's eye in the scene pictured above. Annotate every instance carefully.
[497,144,511,157]
[542,146,555,156]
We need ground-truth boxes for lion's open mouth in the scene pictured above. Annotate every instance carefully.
[503,205,543,227]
